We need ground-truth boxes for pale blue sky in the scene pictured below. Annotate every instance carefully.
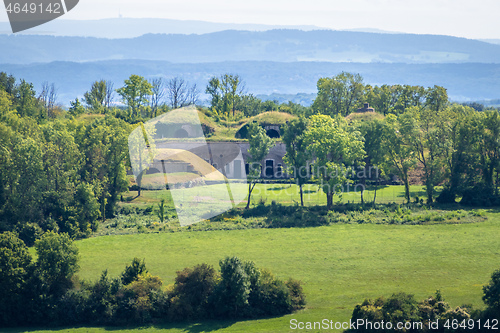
[1,0,499,39]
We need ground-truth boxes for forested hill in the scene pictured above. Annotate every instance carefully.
[1,29,500,64]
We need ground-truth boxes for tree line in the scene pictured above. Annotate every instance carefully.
[2,70,500,245]
[281,103,500,208]
[0,231,305,327]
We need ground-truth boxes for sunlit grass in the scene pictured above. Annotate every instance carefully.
[11,214,500,333]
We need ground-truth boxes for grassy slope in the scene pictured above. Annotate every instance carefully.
[11,208,500,333]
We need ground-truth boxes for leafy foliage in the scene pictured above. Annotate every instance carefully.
[304,114,365,209]
[121,257,148,285]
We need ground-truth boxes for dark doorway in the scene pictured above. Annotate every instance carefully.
[266,129,280,138]
[265,160,274,178]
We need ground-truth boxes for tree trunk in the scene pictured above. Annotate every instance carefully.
[299,184,304,207]
[373,177,379,205]
[426,181,433,204]
[327,192,333,210]
[404,178,411,204]
[137,173,142,197]
[360,177,365,205]
[246,182,253,209]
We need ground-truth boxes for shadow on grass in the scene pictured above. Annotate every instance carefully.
[7,319,239,333]
[266,186,292,192]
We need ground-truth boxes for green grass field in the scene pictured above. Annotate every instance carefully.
[122,183,427,209]
[8,186,500,333]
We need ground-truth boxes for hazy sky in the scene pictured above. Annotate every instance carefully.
[1,0,499,39]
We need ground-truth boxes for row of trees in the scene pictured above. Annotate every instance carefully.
[0,72,61,119]
[0,75,133,240]
[205,73,311,119]
[75,75,199,120]
[0,231,306,327]
[282,103,500,207]
[312,72,450,117]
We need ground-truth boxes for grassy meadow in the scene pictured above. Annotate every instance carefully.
[7,185,500,333]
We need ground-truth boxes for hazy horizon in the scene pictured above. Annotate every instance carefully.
[1,0,500,39]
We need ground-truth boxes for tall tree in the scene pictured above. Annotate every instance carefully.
[403,106,447,204]
[76,117,130,220]
[304,114,365,209]
[312,72,364,117]
[150,78,166,117]
[282,117,309,206]
[14,79,39,118]
[222,74,244,117]
[245,122,274,209]
[206,77,221,111]
[436,105,474,203]
[206,74,245,117]
[84,80,113,113]
[381,114,417,204]
[0,72,16,95]
[39,82,57,118]
[187,83,200,106]
[128,121,157,197]
[116,75,152,117]
[357,119,387,204]
[425,85,448,112]
[166,77,187,109]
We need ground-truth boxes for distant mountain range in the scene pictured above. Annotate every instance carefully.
[0,21,499,105]
[1,60,499,105]
[1,29,500,65]
[0,18,409,39]
[0,18,322,38]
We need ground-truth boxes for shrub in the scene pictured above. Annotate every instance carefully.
[381,293,421,323]
[483,268,500,313]
[286,278,306,311]
[15,222,43,246]
[115,273,166,324]
[168,263,219,320]
[86,270,120,324]
[251,269,292,316]
[35,232,79,298]
[121,257,147,285]
[0,232,33,326]
[57,289,90,325]
[211,256,251,318]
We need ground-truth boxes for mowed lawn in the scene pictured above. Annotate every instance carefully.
[11,211,500,333]
[122,183,429,211]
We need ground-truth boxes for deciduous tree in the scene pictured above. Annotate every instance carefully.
[283,117,309,206]
[116,75,152,117]
[304,114,365,209]
[245,122,274,209]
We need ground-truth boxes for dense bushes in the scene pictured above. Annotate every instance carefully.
[56,256,305,325]
[0,231,80,327]
[346,268,500,333]
[348,292,477,332]
[170,257,306,320]
[0,231,306,327]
